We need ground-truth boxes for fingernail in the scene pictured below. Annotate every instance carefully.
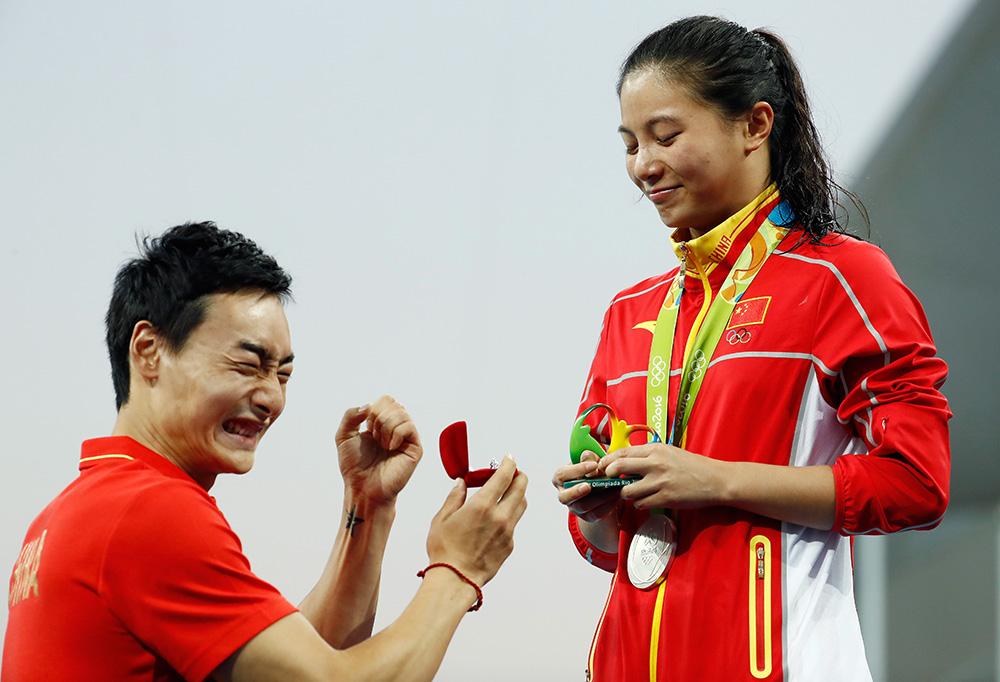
[504,453,517,466]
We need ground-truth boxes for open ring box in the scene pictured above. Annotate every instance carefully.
[439,421,517,487]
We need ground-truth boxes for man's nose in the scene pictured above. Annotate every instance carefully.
[251,375,284,421]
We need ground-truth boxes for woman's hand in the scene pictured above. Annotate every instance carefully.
[552,451,622,522]
[598,443,725,510]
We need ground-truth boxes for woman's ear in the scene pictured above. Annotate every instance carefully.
[745,101,774,153]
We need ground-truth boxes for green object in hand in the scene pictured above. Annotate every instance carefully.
[569,403,660,464]
[569,420,606,465]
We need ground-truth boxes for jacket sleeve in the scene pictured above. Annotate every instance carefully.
[566,303,618,572]
[811,242,951,536]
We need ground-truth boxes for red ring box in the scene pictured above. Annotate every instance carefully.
[439,421,499,487]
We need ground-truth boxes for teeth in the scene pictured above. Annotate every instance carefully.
[224,421,259,438]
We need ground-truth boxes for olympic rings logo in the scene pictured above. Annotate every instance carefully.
[687,349,707,381]
[649,355,667,387]
[725,328,752,345]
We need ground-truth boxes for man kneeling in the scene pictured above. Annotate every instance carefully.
[2,222,527,681]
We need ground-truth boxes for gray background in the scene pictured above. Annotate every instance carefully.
[1,2,991,680]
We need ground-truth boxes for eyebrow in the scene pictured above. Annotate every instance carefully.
[239,341,295,366]
[618,115,682,135]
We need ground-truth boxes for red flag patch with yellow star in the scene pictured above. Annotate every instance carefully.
[726,295,771,330]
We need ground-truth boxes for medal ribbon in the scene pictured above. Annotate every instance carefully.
[645,197,789,447]
[640,189,789,681]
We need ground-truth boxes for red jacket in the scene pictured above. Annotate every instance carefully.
[568,193,950,681]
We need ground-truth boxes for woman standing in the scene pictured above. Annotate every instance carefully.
[552,16,950,682]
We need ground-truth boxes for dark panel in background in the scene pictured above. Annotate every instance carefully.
[854,0,1000,505]
[852,1,999,679]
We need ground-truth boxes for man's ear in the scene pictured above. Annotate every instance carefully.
[744,100,774,154]
[129,321,162,384]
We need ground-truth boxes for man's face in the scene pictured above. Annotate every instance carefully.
[148,291,293,487]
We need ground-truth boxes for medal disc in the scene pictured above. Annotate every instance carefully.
[627,514,676,589]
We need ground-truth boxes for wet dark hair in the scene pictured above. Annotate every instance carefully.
[618,16,866,241]
[105,221,292,409]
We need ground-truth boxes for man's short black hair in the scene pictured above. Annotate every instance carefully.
[105,221,292,409]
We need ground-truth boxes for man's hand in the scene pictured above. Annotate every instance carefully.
[552,451,621,522]
[216,458,529,682]
[336,395,422,506]
[426,457,527,588]
[598,443,724,510]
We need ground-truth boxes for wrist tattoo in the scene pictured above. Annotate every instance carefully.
[346,507,365,536]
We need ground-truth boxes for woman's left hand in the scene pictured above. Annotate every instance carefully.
[597,443,726,510]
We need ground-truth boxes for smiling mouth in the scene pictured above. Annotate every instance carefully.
[647,185,682,203]
[221,418,266,446]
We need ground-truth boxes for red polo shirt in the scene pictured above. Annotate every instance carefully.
[3,436,297,681]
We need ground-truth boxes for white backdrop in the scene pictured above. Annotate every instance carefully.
[0,2,973,679]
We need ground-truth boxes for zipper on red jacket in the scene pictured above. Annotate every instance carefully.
[749,535,773,679]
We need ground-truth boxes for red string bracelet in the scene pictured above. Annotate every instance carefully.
[417,562,483,612]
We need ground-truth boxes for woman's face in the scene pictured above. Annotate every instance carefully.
[619,69,765,234]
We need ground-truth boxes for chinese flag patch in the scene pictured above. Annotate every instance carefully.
[726,296,771,330]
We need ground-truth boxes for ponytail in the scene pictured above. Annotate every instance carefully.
[754,29,867,243]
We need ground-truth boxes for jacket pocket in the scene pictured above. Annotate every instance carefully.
[748,534,773,679]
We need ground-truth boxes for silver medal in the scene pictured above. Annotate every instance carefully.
[627,514,676,589]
